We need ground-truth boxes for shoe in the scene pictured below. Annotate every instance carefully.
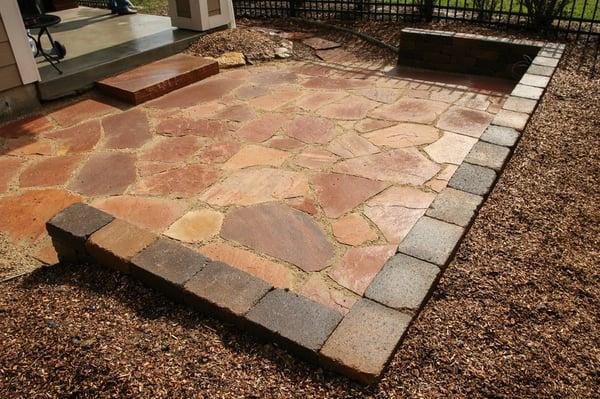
[117,7,137,15]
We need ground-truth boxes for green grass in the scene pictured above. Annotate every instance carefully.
[130,0,168,15]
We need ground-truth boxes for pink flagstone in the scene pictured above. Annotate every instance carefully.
[222,145,290,170]
[369,98,449,124]
[285,116,336,144]
[363,123,440,148]
[332,214,378,246]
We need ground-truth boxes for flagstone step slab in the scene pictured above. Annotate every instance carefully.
[97,54,219,105]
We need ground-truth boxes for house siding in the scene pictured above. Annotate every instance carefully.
[0,14,23,92]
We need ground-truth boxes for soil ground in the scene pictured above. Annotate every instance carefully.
[0,20,599,398]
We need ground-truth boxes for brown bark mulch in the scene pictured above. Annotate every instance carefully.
[1,27,599,399]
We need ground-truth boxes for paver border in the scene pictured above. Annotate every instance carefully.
[45,30,564,385]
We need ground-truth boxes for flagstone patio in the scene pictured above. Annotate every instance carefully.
[0,60,512,314]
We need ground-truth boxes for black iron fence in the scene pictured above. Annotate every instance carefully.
[233,0,600,37]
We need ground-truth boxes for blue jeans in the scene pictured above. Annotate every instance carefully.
[108,0,128,12]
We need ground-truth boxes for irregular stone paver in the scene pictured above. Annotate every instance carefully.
[69,152,136,196]
[215,104,256,122]
[49,99,117,127]
[334,148,441,185]
[201,168,309,206]
[235,85,269,100]
[299,274,359,315]
[198,139,240,163]
[3,137,53,156]
[367,186,436,209]
[424,131,478,165]
[295,91,347,111]
[285,115,336,144]
[148,78,244,109]
[363,123,439,148]
[397,216,464,266]
[320,299,412,384]
[328,133,379,158]
[318,96,379,120]
[426,187,483,226]
[266,137,305,151]
[0,158,23,192]
[249,70,298,86]
[234,114,288,142]
[102,109,152,149]
[328,245,397,295]
[455,93,492,110]
[223,145,290,170]
[365,253,440,310]
[303,76,369,90]
[200,242,296,289]
[45,120,101,154]
[354,87,403,104]
[141,136,200,162]
[436,106,494,138]
[165,209,223,243]
[332,214,378,246]
[0,188,80,242]
[294,148,338,170]
[364,205,425,244]
[249,87,303,110]
[157,117,230,138]
[369,98,448,123]
[286,196,318,215]
[312,173,389,218]
[0,115,53,138]
[136,164,219,197]
[354,118,396,133]
[221,203,334,272]
[19,155,81,188]
[93,195,185,233]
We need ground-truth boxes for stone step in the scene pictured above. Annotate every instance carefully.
[96,54,219,105]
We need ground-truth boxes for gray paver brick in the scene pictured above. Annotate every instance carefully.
[184,261,272,319]
[245,289,343,355]
[519,73,550,88]
[448,162,497,196]
[511,84,544,100]
[319,299,412,384]
[465,141,511,171]
[502,96,537,114]
[426,187,483,226]
[480,125,520,147]
[526,64,554,77]
[397,216,464,266]
[365,254,440,310]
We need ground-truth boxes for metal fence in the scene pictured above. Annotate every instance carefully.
[232,0,600,37]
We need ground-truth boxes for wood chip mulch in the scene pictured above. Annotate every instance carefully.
[1,24,599,398]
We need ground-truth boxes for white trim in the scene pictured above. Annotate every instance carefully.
[0,0,40,84]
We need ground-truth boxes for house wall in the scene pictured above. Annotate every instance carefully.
[0,15,23,93]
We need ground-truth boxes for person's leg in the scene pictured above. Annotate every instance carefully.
[108,0,117,13]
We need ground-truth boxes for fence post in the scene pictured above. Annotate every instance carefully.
[289,0,297,17]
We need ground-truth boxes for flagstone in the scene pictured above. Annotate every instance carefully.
[183,101,224,118]
[135,164,219,197]
[45,120,101,154]
[201,168,309,206]
[295,91,347,111]
[141,136,201,162]
[368,186,436,209]
[221,203,334,272]
[234,114,288,142]
[93,195,186,232]
[165,209,223,243]
[102,109,152,149]
[328,245,397,295]
[3,137,53,156]
[354,118,396,133]
[249,87,303,110]
[156,117,229,137]
[328,133,379,158]
[318,96,379,120]
[199,242,297,289]
[265,137,305,151]
[364,205,426,244]
[249,70,299,86]
[19,155,82,188]
[0,158,23,192]
[0,188,80,243]
[302,37,341,50]
[315,48,359,63]
[285,116,336,144]
[455,93,492,111]
[215,104,256,122]
[436,106,494,138]
[298,274,359,315]
[223,145,290,170]
[148,78,244,109]
[312,173,389,218]
[294,148,338,170]
[332,214,378,246]
[235,85,270,100]
[198,139,241,163]
[138,162,176,177]
[34,241,59,265]
[49,99,117,127]
[69,152,136,196]
[333,148,441,185]
[286,196,318,215]
[303,76,370,90]
[424,131,478,165]
[354,87,403,104]
[428,88,465,103]
[0,115,53,138]
[363,123,439,148]
[369,98,448,124]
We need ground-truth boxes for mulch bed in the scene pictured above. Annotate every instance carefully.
[1,21,599,398]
